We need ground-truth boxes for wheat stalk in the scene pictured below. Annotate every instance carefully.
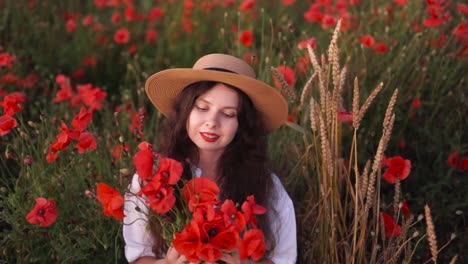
[354,82,384,130]
[352,77,360,129]
[309,97,319,132]
[448,255,458,264]
[425,205,438,264]
[300,72,317,107]
[360,160,371,198]
[271,66,296,101]
[328,19,342,91]
[393,179,401,214]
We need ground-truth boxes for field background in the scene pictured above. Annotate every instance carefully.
[1,0,467,263]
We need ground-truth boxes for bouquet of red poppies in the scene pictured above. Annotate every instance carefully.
[96,141,267,263]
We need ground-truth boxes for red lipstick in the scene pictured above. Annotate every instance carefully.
[200,132,219,142]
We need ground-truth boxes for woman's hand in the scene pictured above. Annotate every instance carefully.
[165,247,190,264]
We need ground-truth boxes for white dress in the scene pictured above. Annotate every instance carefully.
[123,168,297,264]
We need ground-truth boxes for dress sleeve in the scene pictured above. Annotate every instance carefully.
[269,174,297,264]
[123,174,156,262]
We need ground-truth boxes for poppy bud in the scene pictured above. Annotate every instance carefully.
[24,156,33,166]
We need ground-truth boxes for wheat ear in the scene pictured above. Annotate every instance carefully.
[425,205,438,264]
[355,82,384,129]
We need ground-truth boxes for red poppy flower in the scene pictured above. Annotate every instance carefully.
[148,7,165,21]
[458,3,468,14]
[401,200,410,217]
[17,73,38,88]
[239,0,255,13]
[297,37,317,49]
[82,56,97,67]
[0,52,16,68]
[304,4,323,23]
[382,156,411,184]
[394,0,407,6]
[337,111,353,125]
[75,132,97,153]
[71,107,93,131]
[239,30,253,47]
[182,178,220,213]
[452,22,468,39]
[111,143,130,163]
[243,52,259,65]
[359,35,375,48]
[241,195,266,227]
[154,157,183,185]
[26,197,58,227]
[173,221,202,262]
[221,199,246,231]
[96,183,125,220]
[114,28,130,44]
[77,84,107,111]
[282,0,295,5]
[0,115,18,136]
[447,151,468,171]
[111,13,121,24]
[411,98,421,108]
[373,42,389,53]
[381,212,401,237]
[133,141,154,181]
[321,14,337,29]
[54,84,73,103]
[273,65,296,90]
[0,93,26,116]
[239,229,266,261]
[60,123,81,141]
[65,19,77,33]
[1,73,17,83]
[145,29,158,44]
[141,181,176,214]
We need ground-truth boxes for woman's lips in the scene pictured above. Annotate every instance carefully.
[200,132,220,142]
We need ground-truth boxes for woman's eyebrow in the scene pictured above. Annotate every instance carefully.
[197,98,238,110]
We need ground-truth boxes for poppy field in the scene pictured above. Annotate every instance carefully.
[1,0,467,263]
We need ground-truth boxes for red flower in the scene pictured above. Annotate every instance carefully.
[173,220,203,262]
[394,0,407,6]
[359,35,375,48]
[111,143,130,163]
[148,7,165,21]
[133,141,154,181]
[75,132,97,153]
[65,19,77,33]
[373,42,389,53]
[0,93,26,116]
[26,197,58,227]
[381,212,401,237]
[0,52,16,68]
[273,65,296,89]
[337,111,353,125]
[140,180,176,214]
[71,107,93,131]
[321,14,337,29]
[114,28,130,44]
[297,37,317,49]
[239,229,266,261]
[77,84,107,111]
[154,157,183,185]
[145,29,158,44]
[401,200,410,217]
[241,195,266,227]
[411,98,421,108]
[221,199,246,231]
[239,30,253,47]
[243,52,259,65]
[458,3,468,14]
[239,0,255,13]
[304,4,323,23]
[182,177,220,213]
[96,183,125,220]
[0,114,17,136]
[452,22,468,39]
[54,84,73,103]
[382,156,411,184]
[447,151,468,171]
[282,0,295,5]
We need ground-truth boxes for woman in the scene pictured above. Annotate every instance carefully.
[123,54,297,263]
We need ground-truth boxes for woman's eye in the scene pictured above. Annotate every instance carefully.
[195,105,208,111]
[222,112,237,118]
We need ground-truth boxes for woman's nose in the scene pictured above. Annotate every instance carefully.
[204,112,219,128]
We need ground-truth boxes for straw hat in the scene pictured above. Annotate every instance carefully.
[145,53,288,132]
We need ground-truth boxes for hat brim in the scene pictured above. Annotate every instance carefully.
[145,68,288,132]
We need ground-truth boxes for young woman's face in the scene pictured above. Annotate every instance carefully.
[187,83,239,157]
